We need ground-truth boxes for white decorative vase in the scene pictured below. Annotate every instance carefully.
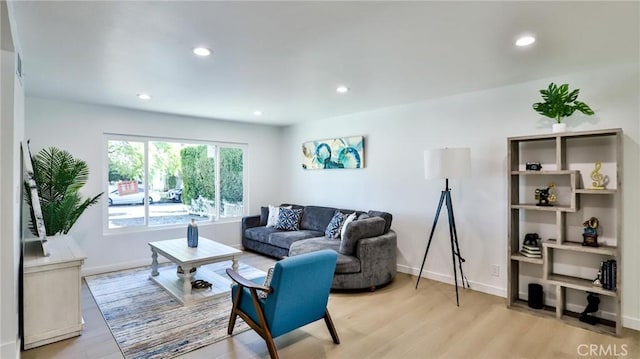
[552,123,567,133]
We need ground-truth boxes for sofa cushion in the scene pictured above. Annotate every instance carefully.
[335,253,362,274]
[300,206,338,232]
[368,210,393,233]
[274,208,303,231]
[288,237,361,274]
[268,230,324,249]
[340,217,386,255]
[325,211,346,239]
[245,227,280,243]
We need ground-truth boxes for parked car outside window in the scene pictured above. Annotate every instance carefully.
[167,188,182,202]
[108,188,160,206]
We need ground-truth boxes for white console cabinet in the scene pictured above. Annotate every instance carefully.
[23,235,86,349]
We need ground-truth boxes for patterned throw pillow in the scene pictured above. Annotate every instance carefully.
[340,212,358,240]
[258,267,274,299]
[275,208,303,231]
[325,211,346,239]
[266,205,291,227]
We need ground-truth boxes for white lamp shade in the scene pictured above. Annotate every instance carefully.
[424,147,471,179]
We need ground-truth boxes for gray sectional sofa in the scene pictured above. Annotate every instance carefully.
[241,204,397,290]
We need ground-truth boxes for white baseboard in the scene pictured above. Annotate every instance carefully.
[398,264,640,330]
[623,316,640,331]
[0,338,19,359]
[397,264,506,298]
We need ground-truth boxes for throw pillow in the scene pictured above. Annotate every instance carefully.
[357,213,370,221]
[258,267,274,299]
[266,205,291,227]
[275,208,303,231]
[340,216,386,255]
[260,206,269,226]
[340,212,357,240]
[325,210,346,239]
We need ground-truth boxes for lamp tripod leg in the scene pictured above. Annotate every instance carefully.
[416,190,447,289]
[444,190,461,306]
[446,191,470,289]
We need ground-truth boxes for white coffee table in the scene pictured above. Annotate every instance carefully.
[148,237,242,305]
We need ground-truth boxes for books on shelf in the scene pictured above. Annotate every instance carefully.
[600,260,617,291]
[520,245,542,258]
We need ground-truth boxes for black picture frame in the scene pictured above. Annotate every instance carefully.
[22,140,50,257]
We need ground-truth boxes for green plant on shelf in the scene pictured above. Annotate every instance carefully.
[533,82,594,123]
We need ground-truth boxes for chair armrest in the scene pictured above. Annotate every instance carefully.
[226,268,272,294]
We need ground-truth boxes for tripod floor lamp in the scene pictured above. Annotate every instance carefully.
[416,147,471,306]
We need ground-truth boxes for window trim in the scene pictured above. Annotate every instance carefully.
[103,133,248,235]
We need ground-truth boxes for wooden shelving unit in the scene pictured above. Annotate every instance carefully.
[507,128,622,336]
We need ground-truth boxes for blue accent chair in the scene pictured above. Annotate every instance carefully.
[226,250,340,359]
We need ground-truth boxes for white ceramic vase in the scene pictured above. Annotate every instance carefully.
[552,123,567,133]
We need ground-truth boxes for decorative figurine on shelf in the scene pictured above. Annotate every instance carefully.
[588,161,608,190]
[187,219,199,248]
[523,233,539,246]
[526,162,542,171]
[535,182,557,206]
[579,292,601,325]
[593,269,602,287]
[582,217,599,247]
[520,233,542,258]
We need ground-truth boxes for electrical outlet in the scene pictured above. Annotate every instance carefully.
[490,264,500,277]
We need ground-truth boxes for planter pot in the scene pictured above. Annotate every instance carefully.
[552,123,567,133]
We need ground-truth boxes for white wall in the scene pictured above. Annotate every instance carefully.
[25,98,284,275]
[1,6,25,357]
[281,63,639,329]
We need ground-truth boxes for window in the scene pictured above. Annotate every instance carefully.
[106,136,246,231]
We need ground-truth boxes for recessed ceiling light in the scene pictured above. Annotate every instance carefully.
[193,47,212,57]
[253,110,262,116]
[515,36,536,47]
[336,86,349,93]
[137,93,151,100]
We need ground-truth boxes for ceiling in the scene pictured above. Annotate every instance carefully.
[9,1,639,126]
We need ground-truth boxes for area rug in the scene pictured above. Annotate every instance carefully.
[85,262,264,359]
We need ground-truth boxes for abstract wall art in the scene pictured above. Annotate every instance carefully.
[302,136,364,170]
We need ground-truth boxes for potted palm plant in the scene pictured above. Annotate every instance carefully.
[24,146,103,237]
[533,82,595,133]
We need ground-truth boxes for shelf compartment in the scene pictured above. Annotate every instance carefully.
[542,239,617,256]
[510,253,543,265]
[511,294,617,336]
[576,189,616,195]
[511,204,575,212]
[510,299,556,318]
[547,274,617,297]
[560,311,617,336]
[511,170,577,175]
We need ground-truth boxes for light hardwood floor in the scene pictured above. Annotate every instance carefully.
[22,252,640,359]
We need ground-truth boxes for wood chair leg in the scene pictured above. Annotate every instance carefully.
[324,309,340,344]
[250,289,280,359]
[228,286,242,335]
[264,332,279,359]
